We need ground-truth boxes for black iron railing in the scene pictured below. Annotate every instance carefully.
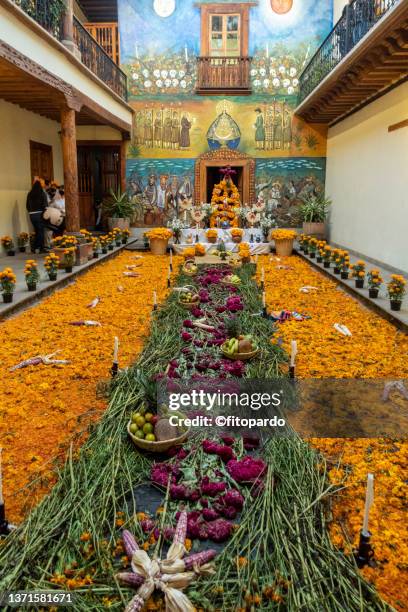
[73,18,128,101]
[13,0,65,39]
[298,0,399,103]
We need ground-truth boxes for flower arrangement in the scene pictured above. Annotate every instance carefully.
[367,269,383,298]
[17,232,29,252]
[271,229,297,241]
[238,242,250,262]
[0,267,16,301]
[331,248,343,272]
[24,260,40,290]
[121,228,130,244]
[183,247,196,259]
[339,251,350,277]
[259,216,275,241]
[63,247,76,272]
[195,243,206,256]
[52,235,78,249]
[44,253,59,280]
[302,235,311,253]
[230,228,243,243]
[144,228,172,241]
[91,237,101,257]
[1,236,15,255]
[79,229,92,243]
[167,218,185,243]
[387,274,406,310]
[106,233,115,249]
[100,236,108,253]
[112,228,122,246]
[351,260,366,288]
[206,228,218,243]
[210,177,240,228]
[316,240,326,261]
[246,210,261,227]
[322,245,332,266]
[308,237,318,256]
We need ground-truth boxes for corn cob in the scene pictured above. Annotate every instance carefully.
[122,529,139,557]
[183,549,217,570]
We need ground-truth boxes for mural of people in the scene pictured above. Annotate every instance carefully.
[154,111,163,147]
[254,108,265,150]
[180,114,192,149]
[144,174,158,206]
[171,112,180,150]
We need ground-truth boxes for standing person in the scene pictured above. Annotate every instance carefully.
[51,187,66,236]
[26,179,47,253]
[180,114,191,149]
[254,108,265,150]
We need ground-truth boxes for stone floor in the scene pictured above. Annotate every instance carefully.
[0,241,136,318]
[297,248,408,330]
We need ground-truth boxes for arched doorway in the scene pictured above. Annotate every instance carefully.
[194,149,255,205]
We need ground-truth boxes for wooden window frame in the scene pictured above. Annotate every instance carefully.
[209,13,241,57]
[198,3,254,57]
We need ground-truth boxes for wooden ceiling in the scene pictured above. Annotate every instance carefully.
[78,0,118,22]
[295,3,408,125]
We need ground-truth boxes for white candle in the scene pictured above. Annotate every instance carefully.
[290,340,297,367]
[362,473,374,536]
[113,336,119,363]
[153,291,157,306]
[185,44,188,62]
[261,267,265,283]
[0,447,3,505]
[262,291,266,308]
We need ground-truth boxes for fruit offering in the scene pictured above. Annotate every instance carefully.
[129,410,159,441]
[222,334,258,357]
[182,261,198,275]
[179,290,199,305]
[223,273,241,285]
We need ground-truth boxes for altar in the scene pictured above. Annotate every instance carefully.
[172,228,270,255]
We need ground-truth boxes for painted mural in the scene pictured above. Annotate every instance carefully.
[118,0,332,224]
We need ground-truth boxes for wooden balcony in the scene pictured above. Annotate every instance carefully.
[296,0,408,124]
[196,56,252,95]
[83,22,120,64]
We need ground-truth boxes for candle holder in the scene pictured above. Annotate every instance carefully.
[195,233,199,243]
[354,531,376,568]
[260,280,265,291]
[153,304,158,312]
[262,306,268,318]
[169,262,173,272]
[167,278,171,288]
[289,365,295,379]
[111,362,119,378]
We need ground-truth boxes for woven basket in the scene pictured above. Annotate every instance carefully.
[182,259,198,276]
[274,238,294,257]
[178,285,200,309]
[127,418,190,453]
[221,347,260,361]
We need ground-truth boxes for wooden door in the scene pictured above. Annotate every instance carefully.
[30,141,54,183]
[77,147,94,228]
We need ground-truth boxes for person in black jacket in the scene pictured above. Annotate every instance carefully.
[26,180,48,253]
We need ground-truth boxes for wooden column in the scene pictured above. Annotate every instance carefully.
[60,107,80,232]
[120,136,128,192]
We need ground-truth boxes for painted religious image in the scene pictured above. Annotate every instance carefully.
[132,106,194,151]
[126,159,194,226]
[255,158,326,226]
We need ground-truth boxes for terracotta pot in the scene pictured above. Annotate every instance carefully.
[302,221,326,238]
[207,236,217,244]
[144,211,154,225]
[108,217,130,231]
[369,288,379,298]
[390,300,402,311]
[274,238,294,257]
[149,237,168,256]
[232,235,242,243]
[3,293,13,303]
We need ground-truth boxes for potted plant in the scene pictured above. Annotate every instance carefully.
[259,216,275,242]
[79,229,94,260]
[107,233,115,251]
[112,227,122,247]
[100,236,108,254]
[387,274,406,311]
[351,260,366,288]
[17,232,29,253]
[322,245,332,268]
[298,234,306,252]
[316,240,326,263]
[24,259,40,291]
[1,236,15,256]
[231,228,244,244]
[63,247,75,273]
[52,235,78,267]
[271,229,297,257]
[331,248,343,274]
[238,242,251,264]
[299,193,331,238]
[0,267,16,303]
[44,253,59,281]
[308,237,318,258]
[367,269,383,298]
[144,228,172,255]
[102,188,135,231]
[167,218,184,244]
[121,228,130,245]
[302,235,311,254]
[340,252,350,279]
[91,237,100,258]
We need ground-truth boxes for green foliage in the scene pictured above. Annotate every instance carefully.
[102,188,135,220]
[299,193,332,223]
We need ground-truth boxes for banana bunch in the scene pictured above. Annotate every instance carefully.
[222,337,239,356]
